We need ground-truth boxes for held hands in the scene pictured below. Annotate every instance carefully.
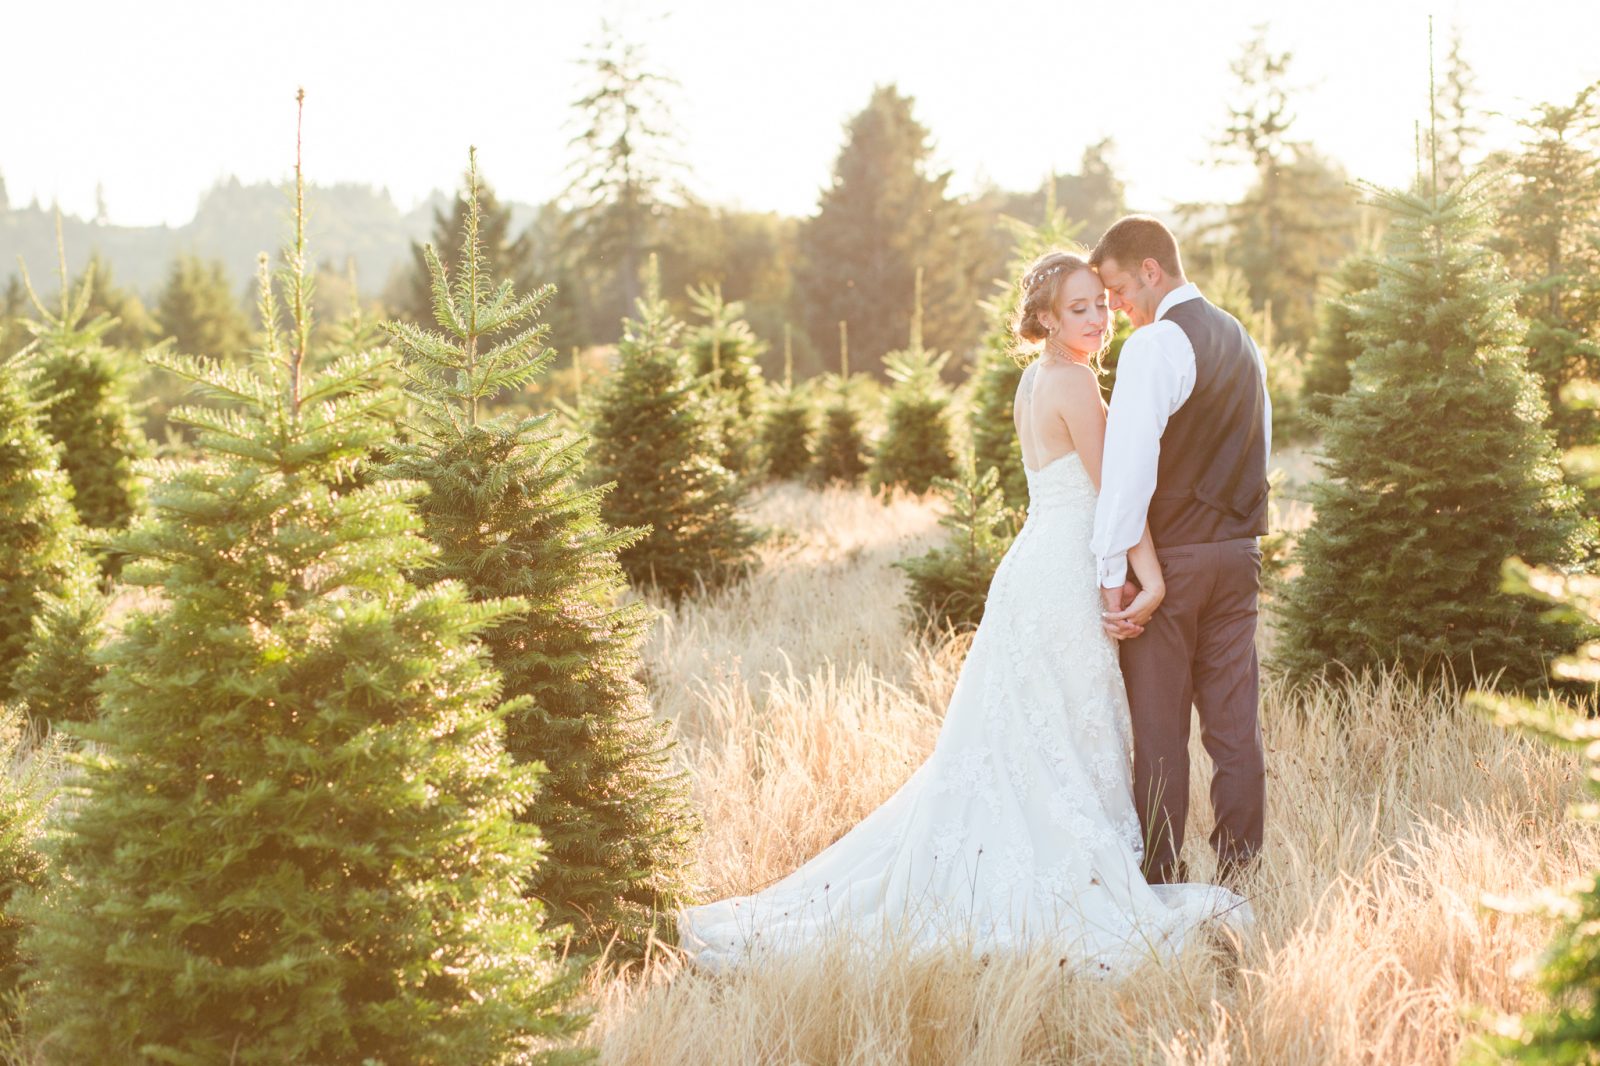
[1101,580,1163,640]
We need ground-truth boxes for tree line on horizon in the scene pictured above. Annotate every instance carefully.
[1,22,1478,430]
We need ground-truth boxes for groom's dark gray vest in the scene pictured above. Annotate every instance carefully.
[1148,298,1270,547]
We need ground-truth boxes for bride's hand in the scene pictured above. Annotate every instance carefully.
[1104,583,1164,632]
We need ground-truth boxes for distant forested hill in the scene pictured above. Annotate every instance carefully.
[0,177,537,301]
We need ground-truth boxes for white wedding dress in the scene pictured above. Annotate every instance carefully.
[677,363,1250,975]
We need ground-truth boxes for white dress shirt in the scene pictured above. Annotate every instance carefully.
[1090,283,1273,589]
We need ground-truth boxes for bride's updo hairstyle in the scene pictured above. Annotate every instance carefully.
[1010,249,1104,369]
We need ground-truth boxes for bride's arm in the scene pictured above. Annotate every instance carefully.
[1120,525,1165,625]
[1054,364,1109,492]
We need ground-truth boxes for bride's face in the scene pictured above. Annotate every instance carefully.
[1043,269,1109,356]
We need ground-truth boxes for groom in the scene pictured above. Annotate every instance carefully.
[1088,215,1270,888]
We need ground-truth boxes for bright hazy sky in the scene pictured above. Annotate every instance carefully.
[5,0,1598,228]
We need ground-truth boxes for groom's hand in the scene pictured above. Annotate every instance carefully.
[1101,583,1145,640]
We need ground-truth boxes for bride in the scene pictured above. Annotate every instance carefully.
[676,251,1250,974]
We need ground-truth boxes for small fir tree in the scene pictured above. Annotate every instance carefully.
[871,269,957,495]
[896,456,1015,631]
[1276,179,1592,689]
[759,330,814,480]
[587,257,757,600]
[0,348,81,704]
[811,321,871,486]
[395,159,533,337]
[19,253,150,538]
[382,150,697,954]
[19,104,588,1064]
[11,562,108,733]
[685,282,766,474]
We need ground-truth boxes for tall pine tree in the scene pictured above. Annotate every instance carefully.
[1276,179,1591,689]
[587,257,757,599]
[382,149,697,954]
[1493,82,1600,452]
[19,102,587,1064]
[1210,27,1364,345]
[563,21,684,333]
[795,85,981,368]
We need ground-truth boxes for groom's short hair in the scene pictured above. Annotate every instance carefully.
[1091,215,1183,277]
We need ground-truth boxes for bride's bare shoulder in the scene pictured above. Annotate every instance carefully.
[1034,359,1103,413]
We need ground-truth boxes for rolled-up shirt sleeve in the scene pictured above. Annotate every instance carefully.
[1091,324,1193,588]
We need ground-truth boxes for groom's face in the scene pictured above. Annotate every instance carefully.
[1098,257,1159,328]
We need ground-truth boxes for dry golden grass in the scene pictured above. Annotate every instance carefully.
[587,479,1595,1066]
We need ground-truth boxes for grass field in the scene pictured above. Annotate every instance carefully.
[584,478,1594,1066]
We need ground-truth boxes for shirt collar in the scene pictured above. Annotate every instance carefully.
[1155,281,1203,322]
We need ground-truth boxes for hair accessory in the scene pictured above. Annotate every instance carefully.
[1024,262,1067,291]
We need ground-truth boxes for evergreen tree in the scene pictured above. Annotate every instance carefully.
[871,272,956,494]
[73,251,158,351]
[685,282,766,474]
[0,704,61,1022]
[19,255,150,537]
[1202,262,1311,444]
[896,456,1015,632]
[1276,180,1591,690]
[382,149,697,955]
[0,348,81,704]
[11,561,108,733]
[1473,681,1600,1064]
[795,85,981,368]
[1466,379,1600,1063]
[396,161,532,336]
[1432,25,1483,187]
[970,208,1085,511]
[563,21,684,331]
[996,142,1126,243]
[154,252,252,359]
[812,322,872,486]
[871,344,955,494]
[1210,27,1364,344]
[1302,251,1381,414]
[759,328,814,480]
[1493,82,1600,452]
[20,109,587,1064]
[0,278,27,359]
[587,258,757,599]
